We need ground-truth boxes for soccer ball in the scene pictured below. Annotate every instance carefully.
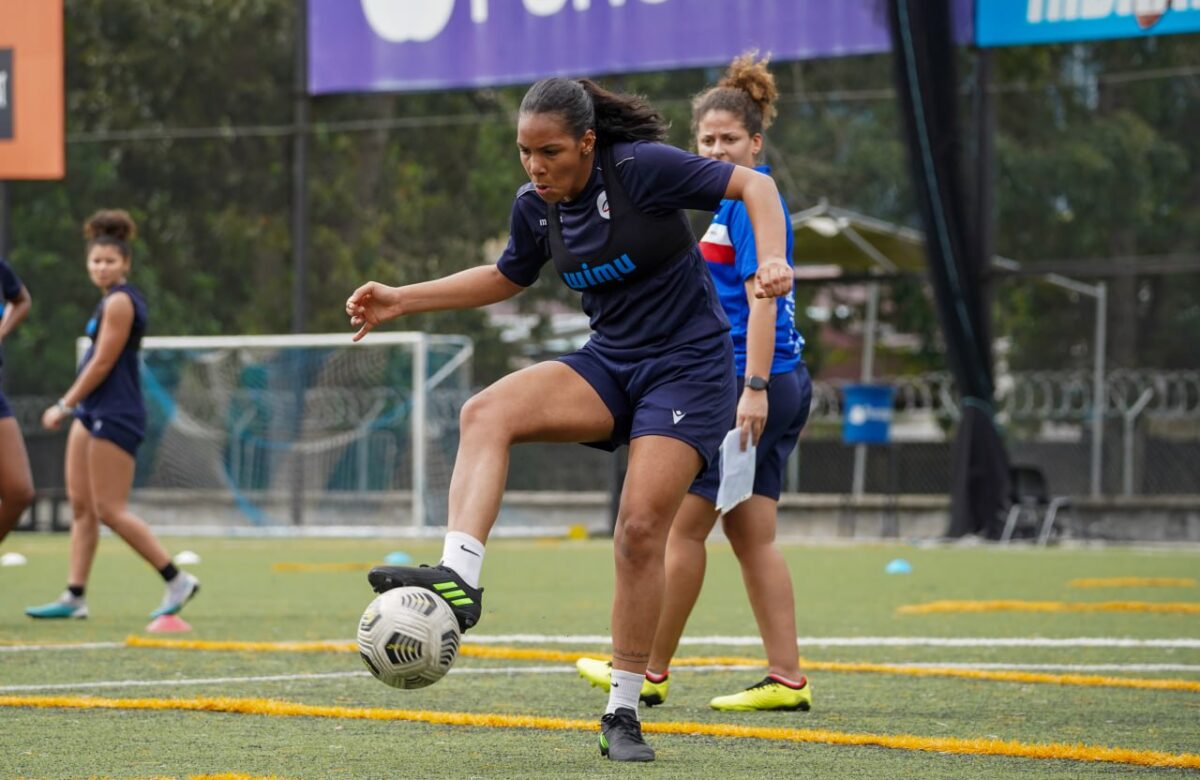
[357,587,461,689]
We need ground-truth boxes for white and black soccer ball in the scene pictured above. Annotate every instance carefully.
[357,587,461,689]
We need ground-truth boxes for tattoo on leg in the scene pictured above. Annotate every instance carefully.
[612,647,650,665]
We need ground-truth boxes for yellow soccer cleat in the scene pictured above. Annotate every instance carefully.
[709,675,812,712]
[575,657,669,706]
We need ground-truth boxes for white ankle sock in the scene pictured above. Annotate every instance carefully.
[440,531,485,588]
[605,669,644,717]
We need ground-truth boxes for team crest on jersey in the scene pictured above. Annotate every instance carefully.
[596,191,610,220]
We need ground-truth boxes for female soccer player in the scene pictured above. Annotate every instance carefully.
[347,76,793,761]
[576,54,814,712]
[0,257,35,545]
[26,210,199,620]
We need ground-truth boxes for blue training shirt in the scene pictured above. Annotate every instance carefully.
[0,259,24,374]
[497,140,735,355]
[0,259,21,318]
[77,282,148,424]
[697,166,803,375]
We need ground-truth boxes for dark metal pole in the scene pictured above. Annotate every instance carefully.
[292,0,309,335]
[0,181,9,259]
[972,49,996,277]
[289,0,309,526]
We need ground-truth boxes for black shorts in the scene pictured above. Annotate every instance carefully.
[690,363,812,503]
[75,411,145,458]
[558,331,737,474]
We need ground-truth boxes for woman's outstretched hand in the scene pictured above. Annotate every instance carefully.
[753,257,793,299]
[346,282,402,342]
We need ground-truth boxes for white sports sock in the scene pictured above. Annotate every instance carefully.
[440,531,485,588]
[605,669,644,717]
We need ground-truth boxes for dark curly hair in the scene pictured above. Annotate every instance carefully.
[691,52,779,139]
[84,209,137,259]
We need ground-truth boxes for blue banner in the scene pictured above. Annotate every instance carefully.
[978,0,1200,47]
[842,384,894,446]
[309,0,973,95]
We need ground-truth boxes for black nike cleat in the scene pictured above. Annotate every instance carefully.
[368,564,483,632]
[599,708,655,762]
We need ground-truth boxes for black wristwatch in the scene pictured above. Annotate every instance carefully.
[745,375,770,392]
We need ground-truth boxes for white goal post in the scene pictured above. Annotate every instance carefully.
[79,332,473,532]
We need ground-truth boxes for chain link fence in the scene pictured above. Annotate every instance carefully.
[9,368,1199,506]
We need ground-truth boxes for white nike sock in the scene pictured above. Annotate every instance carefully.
[440,531,485,589]
[605,669,644,717]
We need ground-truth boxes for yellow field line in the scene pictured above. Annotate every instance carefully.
[269,562,373,572]
[126,636,354,653]
[1069,577,1196,588]
[898,600,1200,615]
[0,694,1197,770]
[122,637,1200,694]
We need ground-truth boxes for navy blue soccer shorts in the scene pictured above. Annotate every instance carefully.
[0,390,11,420]
[76,410,145,458]
[558,331,737,474]
[690,362,812,503]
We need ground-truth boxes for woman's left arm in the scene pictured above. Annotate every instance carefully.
[723,166,793,299]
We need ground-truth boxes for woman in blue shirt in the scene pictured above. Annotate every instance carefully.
[348,77,793,762]
[26,210,199,621]
[578,54,813,713]
[0,258,35,546]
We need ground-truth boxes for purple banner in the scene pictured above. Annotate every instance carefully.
[310,0,974,95]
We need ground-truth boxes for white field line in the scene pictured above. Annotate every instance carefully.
[5,635,1200,653]
[0,642,123,653]
[4,661,1200,695]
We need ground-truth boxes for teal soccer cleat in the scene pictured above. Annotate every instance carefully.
[26,592,89,619]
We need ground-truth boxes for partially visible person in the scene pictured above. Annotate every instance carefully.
[25,210,199,620]
[577,53,813,712]
[0,257,35,545]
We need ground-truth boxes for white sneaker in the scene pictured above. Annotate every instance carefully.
[151,571,200,618]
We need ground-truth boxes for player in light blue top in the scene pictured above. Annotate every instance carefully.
[0,258,35,547]
[576,54,814,713]
[25,210,199,621]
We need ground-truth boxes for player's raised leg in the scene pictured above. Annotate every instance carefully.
[369,359,613,631]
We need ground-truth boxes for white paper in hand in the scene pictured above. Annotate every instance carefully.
[715,428,756,515]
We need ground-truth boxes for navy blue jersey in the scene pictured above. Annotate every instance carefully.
[0,259,23,375]
[497,140,735,354]
[0,259,20,304]
[697,166,804,375]
[77,283,147,422]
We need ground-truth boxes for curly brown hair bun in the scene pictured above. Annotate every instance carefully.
[692,51,779,137]
[83,209,137,248]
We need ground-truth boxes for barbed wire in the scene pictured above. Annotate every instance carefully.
[810,370,1200,422]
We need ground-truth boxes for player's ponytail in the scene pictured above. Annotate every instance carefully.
[577,79,667,144]
[519,77,667,145]
[84,209,137,259]
[692,51,779,139]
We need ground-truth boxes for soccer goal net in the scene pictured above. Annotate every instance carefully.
[82,333,473,534]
